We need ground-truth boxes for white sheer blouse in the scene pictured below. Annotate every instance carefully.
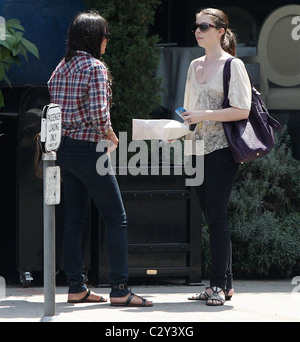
[183,57,252,155]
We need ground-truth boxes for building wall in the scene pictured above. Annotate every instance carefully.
[0,0,87,84]
[0,0,296,84]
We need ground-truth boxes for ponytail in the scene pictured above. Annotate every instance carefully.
[221,28,236,56]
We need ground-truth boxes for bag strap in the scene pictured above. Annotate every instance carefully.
[224,57,256,95]
[222,57,235,108]
[223,57,234,98]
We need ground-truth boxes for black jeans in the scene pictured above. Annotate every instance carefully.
[57,136,129,297]
[194,147,239,289]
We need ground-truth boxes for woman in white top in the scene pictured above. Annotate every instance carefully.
[182,8,251,306]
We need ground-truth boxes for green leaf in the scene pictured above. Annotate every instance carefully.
[3,55,20,67]
[20,37,39,58]
[0,46,11,61]
[11,44,22,56]
[17,45,28,62]
[12,31,24,42]
[6,18,25,32]
[0,36,11,50]
[5,33,18,49]
[0,18,39,110]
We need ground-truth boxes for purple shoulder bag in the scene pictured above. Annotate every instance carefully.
[222,57,282,163]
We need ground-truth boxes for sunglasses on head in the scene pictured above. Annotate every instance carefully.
[191,22,217,33]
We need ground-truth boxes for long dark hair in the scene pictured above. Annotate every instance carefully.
[65,10,109,62]
[197,8,236,56]
[65,10,113,104]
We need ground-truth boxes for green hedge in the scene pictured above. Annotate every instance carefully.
[84,0,162,137]
[201,128,300,278]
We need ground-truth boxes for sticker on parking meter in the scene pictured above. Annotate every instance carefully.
[45,166,61,205]
[41,104,62,152]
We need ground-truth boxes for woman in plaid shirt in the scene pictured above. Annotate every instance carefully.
[48,10,153,307]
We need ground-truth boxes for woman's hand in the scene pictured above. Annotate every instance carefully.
[181,110,205,125]
[105,130,119,152]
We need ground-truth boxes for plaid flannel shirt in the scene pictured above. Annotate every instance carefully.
[48,51,112,142]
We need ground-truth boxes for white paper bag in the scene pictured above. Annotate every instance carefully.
[132,119,190,141]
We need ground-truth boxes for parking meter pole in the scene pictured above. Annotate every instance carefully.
[42,152,57,320]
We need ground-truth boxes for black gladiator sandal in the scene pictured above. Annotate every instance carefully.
[225,273,234,301]
[206,286,226,306]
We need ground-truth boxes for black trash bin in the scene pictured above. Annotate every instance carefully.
[0,85,91,286]
[92,166,203,286]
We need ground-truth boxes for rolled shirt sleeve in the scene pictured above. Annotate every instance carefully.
[88,63,112,136]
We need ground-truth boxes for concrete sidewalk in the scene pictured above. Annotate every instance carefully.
[0,280,299,322]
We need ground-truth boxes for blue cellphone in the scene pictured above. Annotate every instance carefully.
[175,107,186,118]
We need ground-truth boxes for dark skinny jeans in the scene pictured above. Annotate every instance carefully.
[194,147,239,290]
[57,136,129,297]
